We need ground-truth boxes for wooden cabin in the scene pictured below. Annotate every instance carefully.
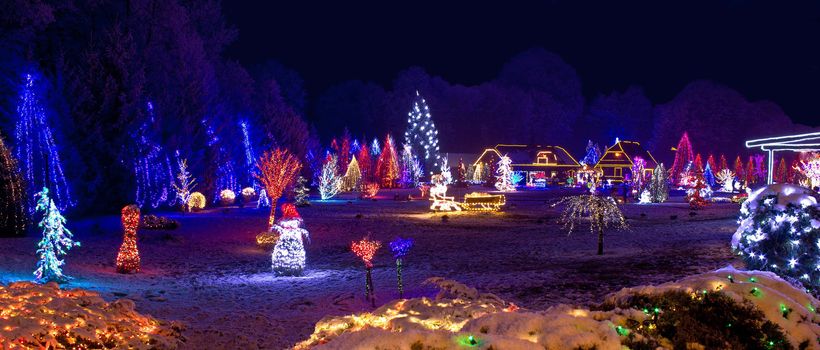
[594,139,657,183]
[473,144,581,187]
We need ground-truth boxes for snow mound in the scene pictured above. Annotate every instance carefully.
[605,265,820,347]
[0,281,184,349]
[297,268,820,349]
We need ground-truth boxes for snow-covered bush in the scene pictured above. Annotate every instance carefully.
[297,268,820,349]
[731,184,820,295]
[0,281,183,349]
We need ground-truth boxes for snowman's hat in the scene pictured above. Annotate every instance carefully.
[280,203,301,221]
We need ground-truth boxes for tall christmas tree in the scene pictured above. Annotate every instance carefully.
[649,163,669,203]
[375,135,399,188]
[404,92,441,174]
[357,144,373,183]
[319,154,342,200]
[0,132,26,236]
[693,153,704,176]
[669,132,694,185]
[495,155,516,192]
[718,154,728,172]
[271,204,310,276]
[343,155,362,191]
[15,72,73,210]
[703,163,716,187]
[33,187,80,283]
[734,156,744,183]
[775,157,787,184]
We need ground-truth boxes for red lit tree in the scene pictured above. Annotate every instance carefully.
[734,156,744,183]
[256,149,302,229]
[339,129,351,175]
[694,153,704,175]
[718,154,728,173]
[116,205,141,274]
[789,159,801,183]
[669,132,694,185]
[746,156,756,184]
[357,144,372,183]
[375,135,399,188]
[775,157,787,184]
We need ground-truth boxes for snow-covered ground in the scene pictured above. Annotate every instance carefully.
[0,188,742,349]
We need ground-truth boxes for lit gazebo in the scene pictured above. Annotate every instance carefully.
[745,131,820,184]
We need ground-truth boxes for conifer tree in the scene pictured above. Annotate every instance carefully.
[404,92,441,174]
[669,132,694,185]
[33,188,80,283]
[343,155,362,191]
[649,163,669,203]
[375,135,399,188]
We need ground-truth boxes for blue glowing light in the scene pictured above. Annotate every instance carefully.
[131,101,174,208]
[15,72,73,210]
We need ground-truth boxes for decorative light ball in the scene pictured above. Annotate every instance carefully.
[241,187,256,201]
[188,192,206,211]
[219,189,236,206]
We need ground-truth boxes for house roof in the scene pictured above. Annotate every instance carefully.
[474,144,580,167]
[595,140,657,168]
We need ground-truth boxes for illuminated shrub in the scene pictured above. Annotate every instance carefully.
[219,189,236,206]
[187,192,206,211]
[732,184,820,294]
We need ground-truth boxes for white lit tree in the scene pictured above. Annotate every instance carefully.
[172,157,196,212]
[799,156,820,189]
[404,91,441,174]
[319,155,342,200]
[553,195,627,255]
[343,155,362,191]
[33,187,80,283]
[495,155,515,192]
[648,163,668,203]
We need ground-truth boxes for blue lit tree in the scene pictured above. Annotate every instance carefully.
[33,187,80,283]
[580,140,602,166]
[131,101,174,208]
[404,92,441,174]
[15,73,73,210]
[703,163,716,187]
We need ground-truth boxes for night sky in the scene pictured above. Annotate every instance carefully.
[224,0,820,126]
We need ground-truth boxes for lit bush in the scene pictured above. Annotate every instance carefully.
[732,184,820,295]
[219,189,236,206]
[187,192,206,211]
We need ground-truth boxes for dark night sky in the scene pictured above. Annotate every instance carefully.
[223,0,820,126]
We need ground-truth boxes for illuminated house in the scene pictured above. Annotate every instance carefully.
[473,144,580,187]
[594,139,657,183]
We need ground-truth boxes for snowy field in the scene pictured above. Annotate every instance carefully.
[0,188,743,349]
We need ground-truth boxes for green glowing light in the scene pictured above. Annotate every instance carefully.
[615,325,630,336]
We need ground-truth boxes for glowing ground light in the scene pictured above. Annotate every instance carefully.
[615,325,630,336]
[457,334,481,347]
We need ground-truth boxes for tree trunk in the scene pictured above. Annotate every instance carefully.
[268,196,279,230]
[396,258,403,298]
[597,224,604,255]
